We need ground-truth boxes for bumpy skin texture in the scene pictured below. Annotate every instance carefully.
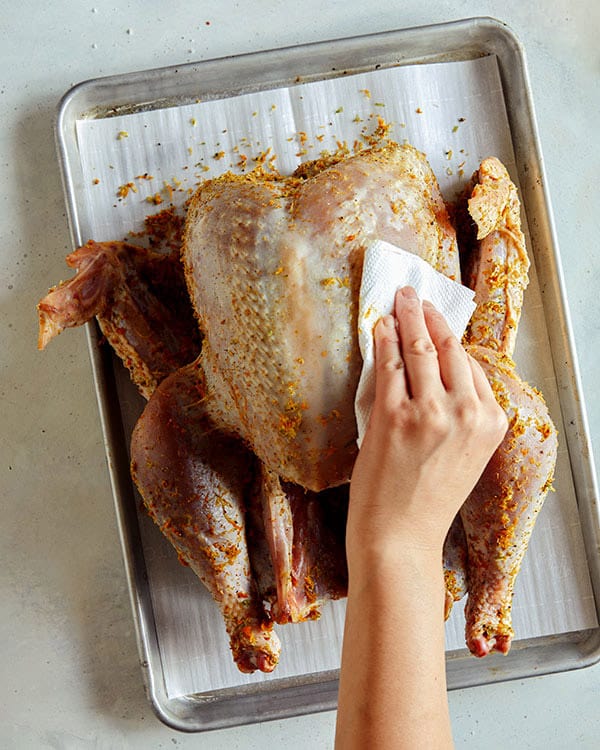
[182,143,460,493]
[461,158,558,657]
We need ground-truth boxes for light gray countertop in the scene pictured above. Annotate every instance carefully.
[2,2,599,747]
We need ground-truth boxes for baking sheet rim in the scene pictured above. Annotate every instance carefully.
[54,16,600,731]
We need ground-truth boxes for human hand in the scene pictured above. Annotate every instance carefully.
[347,286,508,569]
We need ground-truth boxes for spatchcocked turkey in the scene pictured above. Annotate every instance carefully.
[38,143,557,672]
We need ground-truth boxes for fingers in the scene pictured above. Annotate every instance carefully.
[467,356,509,445]
[422,300,473,394]
[373,314,409,403]
[467,354,498,403]
[375,287,498,411]
[394,287,444,399]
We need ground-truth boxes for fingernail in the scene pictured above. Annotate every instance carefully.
[400,286,417,300]
[422,299,435,309]
[379,314,395,328]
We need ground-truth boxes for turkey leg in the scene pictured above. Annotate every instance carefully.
[460,158,558,656]
[130,358,281,673]
[252,465,348,624]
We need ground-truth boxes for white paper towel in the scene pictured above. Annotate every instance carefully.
[355,239,476,446]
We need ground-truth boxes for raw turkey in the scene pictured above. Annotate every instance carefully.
[460,157,558,656]
[37,142,557,672]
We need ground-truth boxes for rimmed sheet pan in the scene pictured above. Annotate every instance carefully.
[55,17,600,731]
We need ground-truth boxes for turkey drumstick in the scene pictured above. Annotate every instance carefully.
[461,158,558,656]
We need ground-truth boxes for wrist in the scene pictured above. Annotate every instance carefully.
[346,537,445,597]
[347,482,455,568]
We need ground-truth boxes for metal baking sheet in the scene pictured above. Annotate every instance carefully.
[54,17,600,731]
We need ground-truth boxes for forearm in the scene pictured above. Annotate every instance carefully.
[335,546,453,750]
[335,290,505,748]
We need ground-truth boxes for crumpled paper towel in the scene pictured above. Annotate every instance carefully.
[355,239,477,446]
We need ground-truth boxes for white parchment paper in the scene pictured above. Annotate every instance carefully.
[75,55,597,698]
